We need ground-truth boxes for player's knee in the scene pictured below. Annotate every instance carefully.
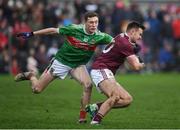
[114,92,133,107]
[32,88,41,94]
[32,85,43,94]
[129,95,133,102]
[124,95,133,106]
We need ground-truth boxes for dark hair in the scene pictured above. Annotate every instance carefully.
[126,21,145,31]
[84,12,99,21]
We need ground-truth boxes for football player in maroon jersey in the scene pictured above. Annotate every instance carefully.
[86,21,145,125]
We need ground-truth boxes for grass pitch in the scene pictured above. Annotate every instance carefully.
[0,73,180,129]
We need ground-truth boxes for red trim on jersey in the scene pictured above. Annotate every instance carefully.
[100,69,108,80]
[67,36,97,51]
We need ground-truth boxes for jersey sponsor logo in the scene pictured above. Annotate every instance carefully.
[67,36,97,51]
[91,39,96,44]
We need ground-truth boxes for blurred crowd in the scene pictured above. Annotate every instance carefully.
[0,0,180,75]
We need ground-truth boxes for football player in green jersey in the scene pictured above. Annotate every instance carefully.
[14,12,114,123]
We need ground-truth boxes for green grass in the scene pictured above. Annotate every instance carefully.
[0,73,180,129]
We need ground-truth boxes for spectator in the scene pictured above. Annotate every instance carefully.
[160,13,173,42]
[35,44,49,73]
[0,0,180,74]
[175,49,180,72]
[172,13,180,41]
[47,42,58,60]
[158,40,175,71]
[0,49,9,73]
[11,58,20,75]
[27,48,38,74]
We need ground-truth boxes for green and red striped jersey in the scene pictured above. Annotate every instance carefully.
[55,24,113,68]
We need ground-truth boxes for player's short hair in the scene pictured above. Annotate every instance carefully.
[84,12,99,21]
[126,21,145,31]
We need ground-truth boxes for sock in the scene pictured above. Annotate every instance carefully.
[79,110,87,120]
[92,112,104,123]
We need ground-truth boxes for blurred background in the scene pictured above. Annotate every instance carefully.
[0,0,180,75]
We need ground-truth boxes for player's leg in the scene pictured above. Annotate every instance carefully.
[31,59,72,93]
[98,79,132,111]
[87,82,132,111]
[90,79,120,124]
[30,69,55,93]
[14,58,69,93]
[70,65,93,123]
[90,79,132,124]
[112,82,133,108]
[15,68,55,94]
[86,69,113,124]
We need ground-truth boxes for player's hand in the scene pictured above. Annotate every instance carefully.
[16,32,34,39]
[137,55,145,68]
[137,55,143,63]
[141,63,146,68]
[133,44,141,54]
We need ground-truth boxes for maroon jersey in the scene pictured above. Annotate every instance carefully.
[92,33,135,74]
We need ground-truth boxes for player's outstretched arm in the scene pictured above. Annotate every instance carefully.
[16,28,58,39]
[33,28,58,35]
[126,55,145,71]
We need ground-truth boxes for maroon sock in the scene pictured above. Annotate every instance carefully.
[92,113,104,123]
[79,110,86,119]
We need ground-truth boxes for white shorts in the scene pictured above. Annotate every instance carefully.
[47,59,72,79]
[90,69,115,92]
